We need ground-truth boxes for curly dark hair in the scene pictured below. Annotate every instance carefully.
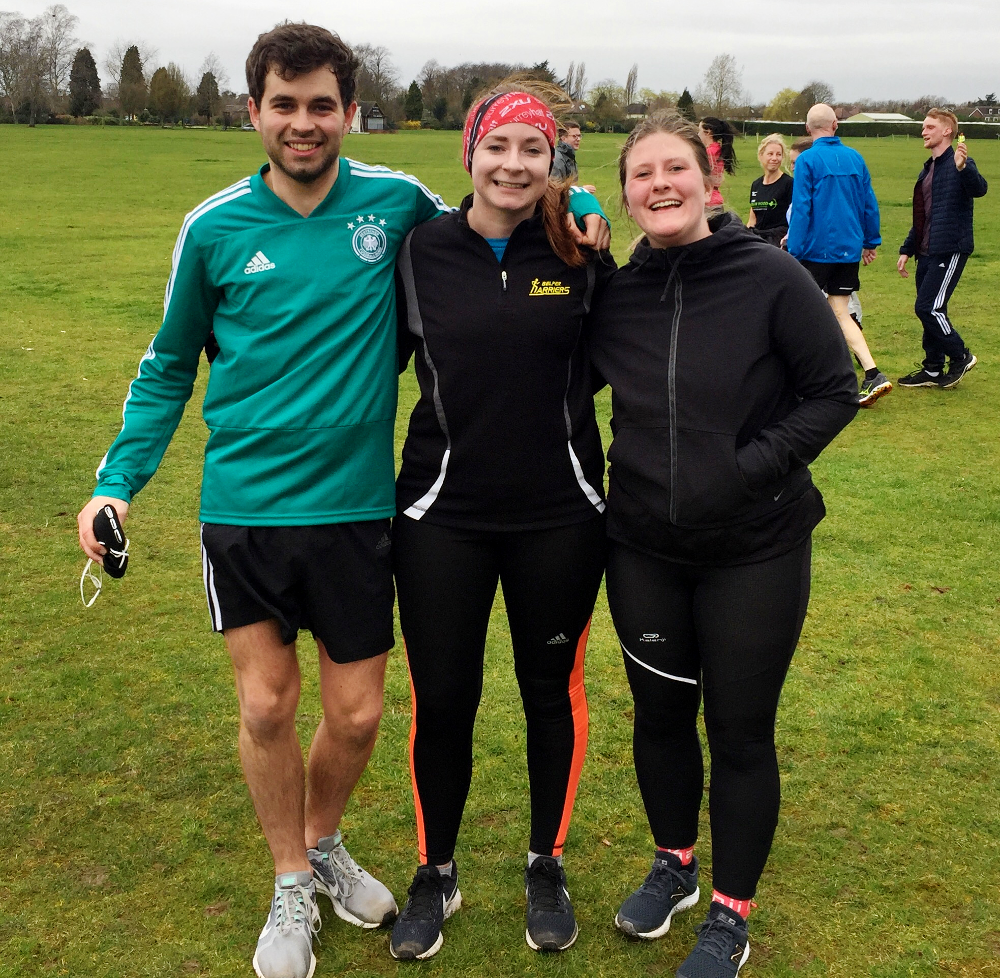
[246,22,359,108]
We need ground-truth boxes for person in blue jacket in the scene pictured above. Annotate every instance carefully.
[787,103,891,408]
[896,108,988,390]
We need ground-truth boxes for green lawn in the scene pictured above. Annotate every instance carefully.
[1,126,999,978]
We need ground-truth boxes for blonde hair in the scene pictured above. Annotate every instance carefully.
[925,107,958,139]
[756,133,787,165]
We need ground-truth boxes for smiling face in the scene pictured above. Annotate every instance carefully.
[760,142,784,175]
[623,131,712,248]
[563,125,582,149]
[248,67,357,189]
[470,122,552,228]
[922,115,953,151]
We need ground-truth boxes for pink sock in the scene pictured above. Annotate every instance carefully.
[711,890,756,919]
[657,846,695,866]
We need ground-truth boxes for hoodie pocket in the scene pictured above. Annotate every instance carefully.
[673,427,757,526]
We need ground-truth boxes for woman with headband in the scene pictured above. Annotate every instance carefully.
[388,87,613,961]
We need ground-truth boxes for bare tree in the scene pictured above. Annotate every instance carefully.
[40,3,77,98]
[572,62,587,104]
[353,43,400,106]
[199,51,229,93]
[695,53,743,117]
[0,11,47,123]
[624,63,638,107]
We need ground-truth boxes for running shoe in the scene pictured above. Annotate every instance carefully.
[676,902,750,978]
[252,871,321,978]
[308,834,397,928]
[897,366,943,387]
[615,852,700,939]
[390,863,462,960]
[524,856,578,951]
[941,350,977,389]
[858,371,893,407]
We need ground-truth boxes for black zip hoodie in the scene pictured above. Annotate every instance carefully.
[589,212,858,565]
[395,195,615,530]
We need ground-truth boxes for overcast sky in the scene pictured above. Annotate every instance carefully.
[15,0,1000,105]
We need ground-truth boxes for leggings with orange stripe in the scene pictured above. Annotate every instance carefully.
[393,514,606,865]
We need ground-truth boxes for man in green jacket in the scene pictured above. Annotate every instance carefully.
[77,23,608,978]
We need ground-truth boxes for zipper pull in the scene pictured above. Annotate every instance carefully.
[501,270,507,292]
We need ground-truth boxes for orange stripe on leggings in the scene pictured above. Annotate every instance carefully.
[403,640,429,865]
[552,617,591,857]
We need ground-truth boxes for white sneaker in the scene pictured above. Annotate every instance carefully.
[252,871,321,978]
[308,833,398,928]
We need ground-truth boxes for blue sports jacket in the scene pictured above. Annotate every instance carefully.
[900,145,988,257]
[787,136,881,263]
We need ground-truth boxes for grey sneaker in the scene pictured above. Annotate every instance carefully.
[308,834,397,928]
[252,871,321,978]
[858,371,892,407]
[615,852,700,939]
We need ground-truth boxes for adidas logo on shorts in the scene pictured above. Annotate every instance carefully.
[546,633,569,645]
[375,532,391,551]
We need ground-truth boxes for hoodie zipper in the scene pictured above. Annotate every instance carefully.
[501,269,508,293]
[664,259,684,525]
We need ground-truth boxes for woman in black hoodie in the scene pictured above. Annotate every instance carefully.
[588,112,858,978]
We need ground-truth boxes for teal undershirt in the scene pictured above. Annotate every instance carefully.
[485,237,509,261]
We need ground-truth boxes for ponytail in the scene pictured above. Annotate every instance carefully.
[540,180,588,268]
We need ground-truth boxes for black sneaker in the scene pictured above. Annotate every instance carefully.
[676,902,750,978]
[524,856,578,951]
[389,864,461,961]
[897,366,944,387]
[941,350,977,389]
[615,852,700,939]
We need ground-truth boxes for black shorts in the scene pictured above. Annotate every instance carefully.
[799,260,860,296]
[200,521,395,663]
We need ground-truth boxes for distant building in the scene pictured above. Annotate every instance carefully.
[624,102,648,120]
[351,101,385,133]
[969,104,1000,122]
[844,112,913,123]
[223,95,250,127]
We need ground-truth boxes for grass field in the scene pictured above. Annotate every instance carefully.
[2,125,999,978]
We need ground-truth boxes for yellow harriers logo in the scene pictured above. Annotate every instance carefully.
[529,278,571,296]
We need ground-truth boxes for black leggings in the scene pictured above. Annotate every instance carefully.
[605,538,811,899]
[393,514,606,865]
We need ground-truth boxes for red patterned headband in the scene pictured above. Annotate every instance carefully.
[462,91,558,172]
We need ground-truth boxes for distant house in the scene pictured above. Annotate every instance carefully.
[969,104,1000,121]
[351,101,386,133]
[844,112,913,123]
[624,102,648,120]
[223,94,251,127]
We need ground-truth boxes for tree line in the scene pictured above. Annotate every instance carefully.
[0,7,990,129]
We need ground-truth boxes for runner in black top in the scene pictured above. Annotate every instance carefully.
[589,112,857,978]
[389,86,613,962]
[747,133,793,246]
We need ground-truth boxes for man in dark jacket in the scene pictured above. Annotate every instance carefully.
[897,108,988,389]
[551,123,581,182]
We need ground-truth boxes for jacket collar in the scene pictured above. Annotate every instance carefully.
[457,193,545,234]
[628,211,750,269]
